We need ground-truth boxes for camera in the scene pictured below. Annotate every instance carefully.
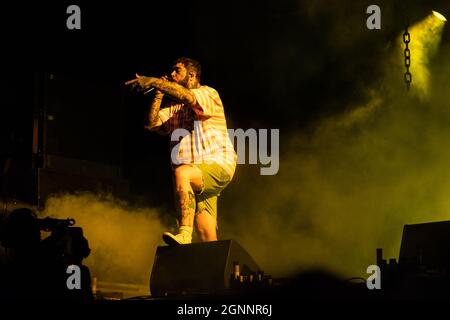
[0,208,93,300]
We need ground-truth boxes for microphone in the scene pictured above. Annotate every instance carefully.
[143,87,155,95]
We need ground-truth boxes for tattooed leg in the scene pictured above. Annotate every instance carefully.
[173,165,203,228]
[162,165,204,245]
[176,189,196,228]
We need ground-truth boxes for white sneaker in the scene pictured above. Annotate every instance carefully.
[162,231,192,246]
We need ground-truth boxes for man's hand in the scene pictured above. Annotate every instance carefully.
[125,73,157,91]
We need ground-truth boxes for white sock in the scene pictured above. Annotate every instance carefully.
[179,226,193,237]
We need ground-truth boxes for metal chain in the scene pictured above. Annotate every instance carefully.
[403,23,412,90]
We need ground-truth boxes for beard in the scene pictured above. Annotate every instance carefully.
[178,75,190,88]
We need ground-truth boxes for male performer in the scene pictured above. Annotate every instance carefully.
[126,58,236,245]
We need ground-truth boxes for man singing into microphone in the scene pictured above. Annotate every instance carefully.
[126,57,236,245]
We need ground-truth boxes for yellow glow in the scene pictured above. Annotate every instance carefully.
[432,11,447,22]
[399,11,446,99]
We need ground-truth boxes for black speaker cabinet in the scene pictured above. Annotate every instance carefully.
[150,239,261,296]
[399,220,450,270]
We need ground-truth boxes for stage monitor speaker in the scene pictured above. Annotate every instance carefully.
[150,239,261,296]
[399,220,450,270]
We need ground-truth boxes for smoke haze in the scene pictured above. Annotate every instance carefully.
[42,193,166,288]
[219,8,450,280]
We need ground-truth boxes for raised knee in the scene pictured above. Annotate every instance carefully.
[174,165,190,182]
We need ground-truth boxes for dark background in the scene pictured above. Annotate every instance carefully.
[1,0,449,210]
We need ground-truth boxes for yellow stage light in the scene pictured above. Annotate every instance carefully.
[398,10,447,98]
[432,11,447,22]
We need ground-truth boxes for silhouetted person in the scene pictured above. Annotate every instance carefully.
[0,208,93,301]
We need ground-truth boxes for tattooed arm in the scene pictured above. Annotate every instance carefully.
[145,90,164,130]
[134,76,196,106]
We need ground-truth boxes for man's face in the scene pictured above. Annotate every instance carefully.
[171,63,189,87]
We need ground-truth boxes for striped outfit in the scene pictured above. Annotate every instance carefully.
[156,85,236,178]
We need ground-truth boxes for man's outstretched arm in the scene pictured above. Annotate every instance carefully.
[126,74,196,106]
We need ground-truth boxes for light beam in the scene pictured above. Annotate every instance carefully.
[399,10,447,99]
[432,11,447,22]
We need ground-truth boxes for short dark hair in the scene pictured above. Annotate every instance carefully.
[174,57,201,80]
